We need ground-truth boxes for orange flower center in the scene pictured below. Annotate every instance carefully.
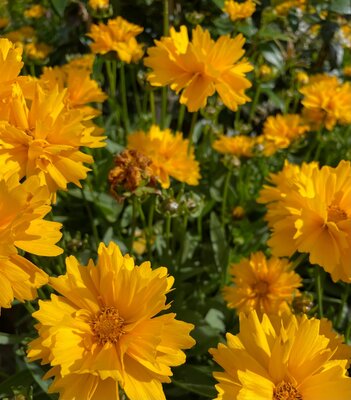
[327,204,347,223]
[90,307,125,344]
[273,381,303,400]
[253,280,269,297]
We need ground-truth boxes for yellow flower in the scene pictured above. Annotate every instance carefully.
[0,82,105,194]
[87,16,144,63]
[27,241,195,400]
[275,0,306,16]
[223,0,256,21]
[260,114,309,155]
[0,38,23,88]
[258,64,272,79]
[210,311,351,400]
[296,70,309,85]
[127,125,200,188]
[4,26,35,44]
[24,4,46,19]
[64,54,95,72]
[258,160,351,283]
[300,75,351,130]
[0,17,9,29]
[343,65,351,77]
[223,252,302,315]
[40,63,107,118]
[144,25,253,112]
[24,42,52,61]
[212,134,255,157]
[0,173,62,308]
[88,0,109,10]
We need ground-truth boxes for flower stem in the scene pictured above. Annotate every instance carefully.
[177,104,186,132]
[336,284,349,328]
[249,83,261,122]
[160,0,169,129]
[221,169,232,223]
[130,65,142,115]
[119,62,130,133]
[315,266,324,318]
[149,91,156,123]
[81,188,99,250]
[129,196,138,253]
[187,111,198,154]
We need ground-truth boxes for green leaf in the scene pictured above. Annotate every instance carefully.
[0,332,25,345]
[211,0,225,10]
[0,370,32,397]
[261,43,284,71]
[210,212,229,273]
[50,0,68,17]
[329,0,351,14]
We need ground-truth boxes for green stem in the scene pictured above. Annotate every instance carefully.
[221,169,232,223]
[81,188,99,250]
[249,83,261,122]
[336,284,349,328]
[234,109,241,130]
[315,266,324,318]
[29,63,36,77]
[187,111,198,154]
[105,60,116,97]
[165,213,171,249]
[24,302,36,315]
[149,91,156,124]
[129,197,138,253]
[290,253,307,270]
[130,66,142,115]
[177,104,186,132]
[119,62,130,133]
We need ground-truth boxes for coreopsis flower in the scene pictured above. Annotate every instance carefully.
[0,82,105,194]
[127,125,200,188]
[223,0,256,21]
[0,38,23,87]
[108,149,156,201]
[275,0,306,16]
[144,25,253,112]
[0,173,62,308]
[260,114,309,155]
[300,75,351,130]
[87,16,144,63]
[27,241,195,400]
[210,311,351,399]
[343,65,351,77]
[257,64,273,80]
[24,4,46,19]
[24,42,52,61]
[296,70,309,85]
[223,252,302,315]
[88,0,109,10]
[40,63,107,118]
[0,17,9,29]
[4,26,35,45]
[212,134,255,158]
[64,54,95,72]
[258,160,351,283]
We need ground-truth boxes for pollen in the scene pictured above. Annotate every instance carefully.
[90,307,125,345]
[273,381,303,400]
[327,204,348,223]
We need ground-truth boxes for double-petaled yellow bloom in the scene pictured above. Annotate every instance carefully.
[27,241,195,400]
[127,125,200,188]
[24,4,46,19]
[258,160,351,283]
[212,134,255,158]
[223,252,302,316]
[0,82,105,194]
[223,0,256,21]
[87,16,144,63]
[40,61,107,118]
[259,113,309,156]
[144,25,253,112]
[300,75,351,130]
[210,311,351,400]
[0,173,62,309]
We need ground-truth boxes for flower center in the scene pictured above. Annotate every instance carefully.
[253,280,269,296]
[327,204,347,223]
[90,307,125,345]
[273,381,303,400]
